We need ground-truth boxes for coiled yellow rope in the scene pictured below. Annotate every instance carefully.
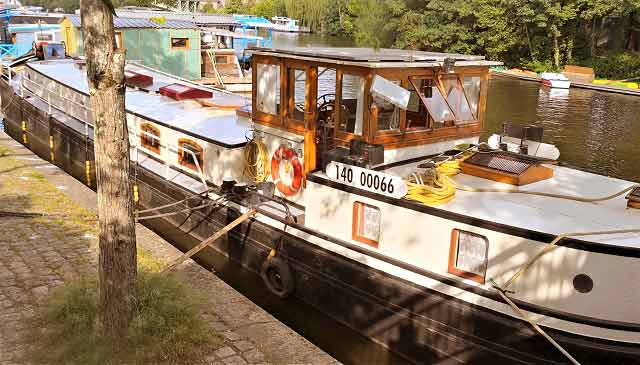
[404,158,466,206]
[243,135,270,182]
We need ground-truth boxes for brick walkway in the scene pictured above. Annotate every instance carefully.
[0,132,338,365]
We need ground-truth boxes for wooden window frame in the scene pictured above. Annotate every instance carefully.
[115,31,123,49]
[334,69,370,145]
[352,201,380,248]
[448,229,489,284]
[284,64,308,133]
[170,37,190,50]
[140,123,161,154]
[177,138,204,172]
[252,57,284,129]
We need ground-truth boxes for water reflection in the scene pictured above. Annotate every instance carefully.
[486,76,640,182]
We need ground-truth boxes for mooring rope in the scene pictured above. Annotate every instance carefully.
[490,228,640,365]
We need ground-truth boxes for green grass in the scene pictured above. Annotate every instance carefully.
[30,271,222,365]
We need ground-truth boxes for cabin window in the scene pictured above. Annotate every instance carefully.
[140,123,161,154]
[35,32,53,42]
[171,38,190,49]
[463,76,481,117]
[178,139,204,171]
[287,68,306,122]
[338,73,365,136]
[352,201,381,247]
[373,80,401,132]
[442,76,474,122]
[256,63,281,116]
[448,229,488,284]
[115,32,123,49]
[317,67,337,118]
[409,78,455,128]
[406,80,429,129]
[215,56,228,64]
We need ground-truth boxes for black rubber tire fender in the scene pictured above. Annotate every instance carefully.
[260,255,295,299]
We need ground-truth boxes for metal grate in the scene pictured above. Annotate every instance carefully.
[464,152,538,175]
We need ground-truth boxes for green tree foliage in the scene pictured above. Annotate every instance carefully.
[345,0,640,70]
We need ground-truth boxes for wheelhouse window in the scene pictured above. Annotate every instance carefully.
[463,76,481,116]
[256,63,281,116]
[338,73,365,136]
[171,37,190,50]
[448,229,489,284]
[409,77,455,128]
[405,80,429,130]
[372,80,401,133]
[352,201,381,247]
[178,139,204,171]
[140,123,161,154]
[442,75,475,122]
[287,68,306,122]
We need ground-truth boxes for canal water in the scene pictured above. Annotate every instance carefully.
[273,33,640,183]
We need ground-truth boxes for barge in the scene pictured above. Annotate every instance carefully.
[2,46,639,364]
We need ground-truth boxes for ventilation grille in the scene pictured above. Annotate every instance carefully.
[464,152,537,175]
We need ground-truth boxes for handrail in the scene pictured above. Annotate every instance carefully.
[21,75,92,113]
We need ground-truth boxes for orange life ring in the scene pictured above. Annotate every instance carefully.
[271,145,303,196]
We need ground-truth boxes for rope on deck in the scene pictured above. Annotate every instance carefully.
[490,228,640,365]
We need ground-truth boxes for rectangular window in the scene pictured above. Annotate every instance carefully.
[171,37,190,49]
[406,80,429,129]
[372,79,401,132]
[287,68,306,122]
[448,229,489,284]
[115,32,123,49]
[352,202,381,247]
[338,74,365,136]
[442,75,474,122]
[409,77,455,129]
[463,76,481,117]
[256,63,280,116]
[35,32,53,42]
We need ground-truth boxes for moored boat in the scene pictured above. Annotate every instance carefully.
[2,46,639,364]
[540,72,571,89]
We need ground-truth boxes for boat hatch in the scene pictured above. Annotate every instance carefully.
[124,70,153,88]
[626,186,640,209]
[460,151,553,186]
[159,83,213,101]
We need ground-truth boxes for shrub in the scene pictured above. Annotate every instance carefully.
[582,53,640,80]
[31,271,221,365]
[520,59,556,73]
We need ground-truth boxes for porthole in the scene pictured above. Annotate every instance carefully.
[573,274,593,294]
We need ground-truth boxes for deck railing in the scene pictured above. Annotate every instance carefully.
[14,66,209,192]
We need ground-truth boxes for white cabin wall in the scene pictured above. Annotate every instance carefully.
[303,179,640,327]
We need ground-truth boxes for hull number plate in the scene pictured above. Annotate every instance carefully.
[326,161,407,199]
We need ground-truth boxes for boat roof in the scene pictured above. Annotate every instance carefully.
[202,28,263,40]
[64,14,199,30]
[248,46,502,68]
[26,59,251,148]
[377,161,640,249]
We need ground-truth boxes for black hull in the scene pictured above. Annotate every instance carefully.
[3,81,639,365]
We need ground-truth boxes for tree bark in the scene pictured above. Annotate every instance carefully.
[79,0,137,339]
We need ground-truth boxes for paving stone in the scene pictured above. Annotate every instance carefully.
[221,355,247,365]
[241,349,266,364]
[214,346,237,359]
[233,340,254,352]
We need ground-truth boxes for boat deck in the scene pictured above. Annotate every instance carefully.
[27,60,252,148]
[382,161,640,248]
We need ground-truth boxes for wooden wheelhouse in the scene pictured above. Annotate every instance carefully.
[249,47,498,175]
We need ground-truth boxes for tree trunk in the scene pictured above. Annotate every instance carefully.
[553,34,560,69]
[79,0,137,339]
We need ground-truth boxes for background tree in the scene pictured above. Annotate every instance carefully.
[79,0,138,338]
